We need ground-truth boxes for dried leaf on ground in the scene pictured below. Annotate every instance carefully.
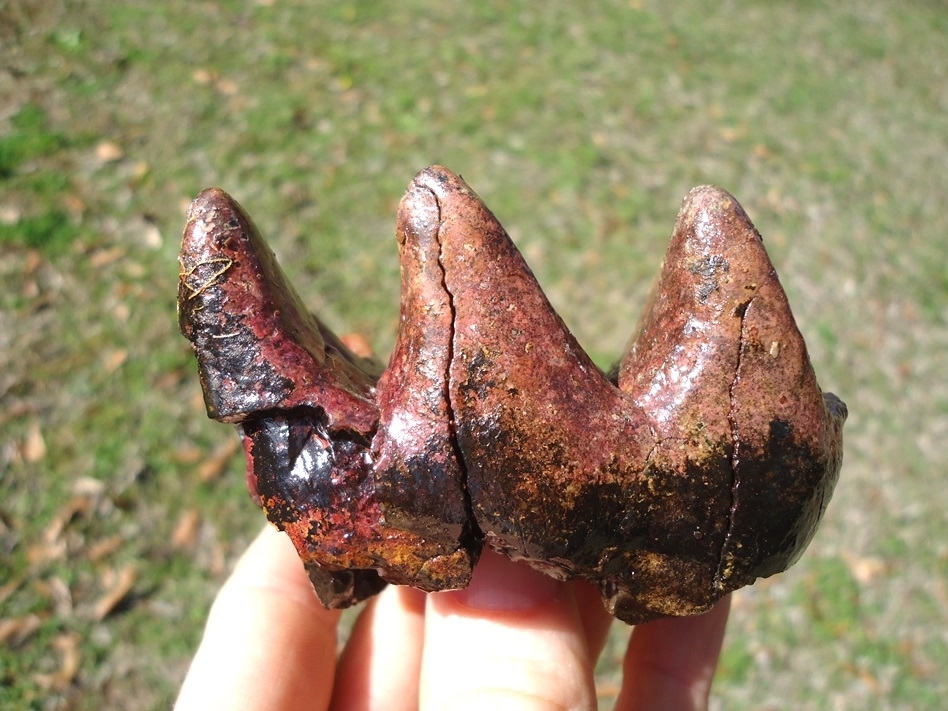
[170,446,203,464]
[93,564,138,621]
[22,421,46,462]
[0,576,24,605]
[43,493,98,545]
[33,631,81,690]
[28,539,67,566]
[103,348,128,374]
[842,550,889,585]
[34,576,73,617]
[0,614,41,648]
[340,332,375,359]
[197,438,240,482]
[171,508,201,550]
[86,534,125,562]
[72,477,105,498]
[89,246,126,268]
[95,140,124,162]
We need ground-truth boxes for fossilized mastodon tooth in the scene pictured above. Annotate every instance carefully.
[178,166,846,624]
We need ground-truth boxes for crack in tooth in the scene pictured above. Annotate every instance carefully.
[715,306,749,591]
[424,186,483,552]
[714,268,776,591]
[715,296,753,588]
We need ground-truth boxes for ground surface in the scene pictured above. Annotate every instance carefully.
[1,1,946,709]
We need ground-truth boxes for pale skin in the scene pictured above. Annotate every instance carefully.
[175,526,730,711]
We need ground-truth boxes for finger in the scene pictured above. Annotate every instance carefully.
[614,594,731,711]
[175,525,340,711]
[330,585,427,711]
[570,579,615,661]
[420,549,599,711]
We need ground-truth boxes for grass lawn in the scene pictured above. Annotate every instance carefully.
[1,1,946,708]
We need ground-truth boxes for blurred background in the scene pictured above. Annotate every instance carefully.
[1,1,946,708]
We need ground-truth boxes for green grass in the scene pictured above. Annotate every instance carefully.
[0,104,67,176]
[1,0,946,708]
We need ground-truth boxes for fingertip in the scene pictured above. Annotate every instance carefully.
[421,551,598,710]
[175,526,340,711]
[228,525,338,617]
[616,595,731,711]
[450,547,559,612]
[570,579,615,660]
[331,585,426,711]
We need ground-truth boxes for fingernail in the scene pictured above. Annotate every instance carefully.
[451,549,559,611]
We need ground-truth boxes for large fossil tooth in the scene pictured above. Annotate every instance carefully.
[178,166,846,624]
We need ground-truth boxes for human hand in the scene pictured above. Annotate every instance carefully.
[175,525,730,711]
